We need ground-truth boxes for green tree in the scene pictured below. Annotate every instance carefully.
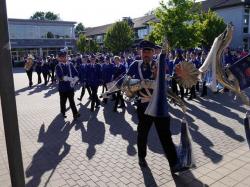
[104,21,134,54]
[145,24,162,45]
[149,0,201,49]
[76,34,87,53]
[86,39,99,53]
[45,11,60,21]
[196,10,226,48]
[47,32,54,38]
[30,11,60,21]
[75,23,85,37]
[30,11,45,20]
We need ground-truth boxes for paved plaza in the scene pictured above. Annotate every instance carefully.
[1,68,250,187]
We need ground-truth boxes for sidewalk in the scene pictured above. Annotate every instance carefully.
[0,70,249,187]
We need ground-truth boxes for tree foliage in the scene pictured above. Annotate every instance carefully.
[47,32,54,38]
[30,11,60,21]
[196,10,226,48]
[75,23,85,37]
[151,0,200,49]
[86,39,99,53]
[104,21,134,54]
[76,34,87,53]
[149,0,226,49]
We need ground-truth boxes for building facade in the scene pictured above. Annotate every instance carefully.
[202,0,250,50]
[84,1,250,50]
[8,18,76,63]
[84,15,157,47]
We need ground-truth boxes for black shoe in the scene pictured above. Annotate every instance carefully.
[102,99,107,104]
[73,113,80,119]
[61,113,67,118]
[139,157,148,167]
[118,104,125,108]
[95,103,100,108]
[77,98,82,101]
[200,93,207,97]
[170,164,189,174]
[187,97,193,100]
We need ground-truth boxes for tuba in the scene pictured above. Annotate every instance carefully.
[24,55,34,71]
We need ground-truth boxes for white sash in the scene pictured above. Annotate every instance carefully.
[137,60,152,101]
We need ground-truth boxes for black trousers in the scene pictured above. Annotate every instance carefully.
[137,104,178,168]
[201,81,207,96]
[51,67,55,82]
[189,85,196,98]
[37,72,41,84]
[59,91,78,116]
[90,86,100,110]
[172,78,184,99]
[42,72,49,85]
[102,83,108,93]
[114,91,125,110]
[26,70,33,87]
[79,83,92,100]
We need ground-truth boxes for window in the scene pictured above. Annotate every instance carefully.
[244,15,249,25]
[96,35,103,43]
[8,23,75,39]
[245,8,250,14]
[243,27,248,33]
[243,38,248,49]
[138,28,149,39]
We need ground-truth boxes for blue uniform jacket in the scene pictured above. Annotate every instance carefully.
[190,59,201,69]
[167,60,174,75]
[79,64,87,84]
[86,63,102,87]
[127,60,155,80]
[101,63,114,83]
[127,60,158,108]
[113,64,126,86]
[55,62,79,92]
[42,62,50,74]
[35,60,42,73]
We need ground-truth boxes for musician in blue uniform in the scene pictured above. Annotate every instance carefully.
[24,55,34,87]
[49,54,58,83]
[86,54,102,111]
[35,57,42,84]
[55,49,80,119]
[75,53,82,72]
[187,52,201,100]
[200,51,208,97]
[41,56,51,85]
[127,40,181,173]
[172,49,185,100]
[153,45,161,60]
[77,56,90,101]
[101,56,114,103]
[112,56,126,112]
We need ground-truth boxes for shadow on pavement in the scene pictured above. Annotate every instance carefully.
[103,101,137,156]
[75,102,105,160]
[186,101,245,143]
[25,115,73,187]
[172,170,208,187]
[12,67,25,74]
[140,166,157,187]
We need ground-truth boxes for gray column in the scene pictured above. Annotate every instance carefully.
[0,0,25,186]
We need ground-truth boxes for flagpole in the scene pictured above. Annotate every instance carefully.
[0,0,25,186]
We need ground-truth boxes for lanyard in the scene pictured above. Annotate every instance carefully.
[58,62,72,77]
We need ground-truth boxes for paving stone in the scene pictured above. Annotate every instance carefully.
[0,69,250,187]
